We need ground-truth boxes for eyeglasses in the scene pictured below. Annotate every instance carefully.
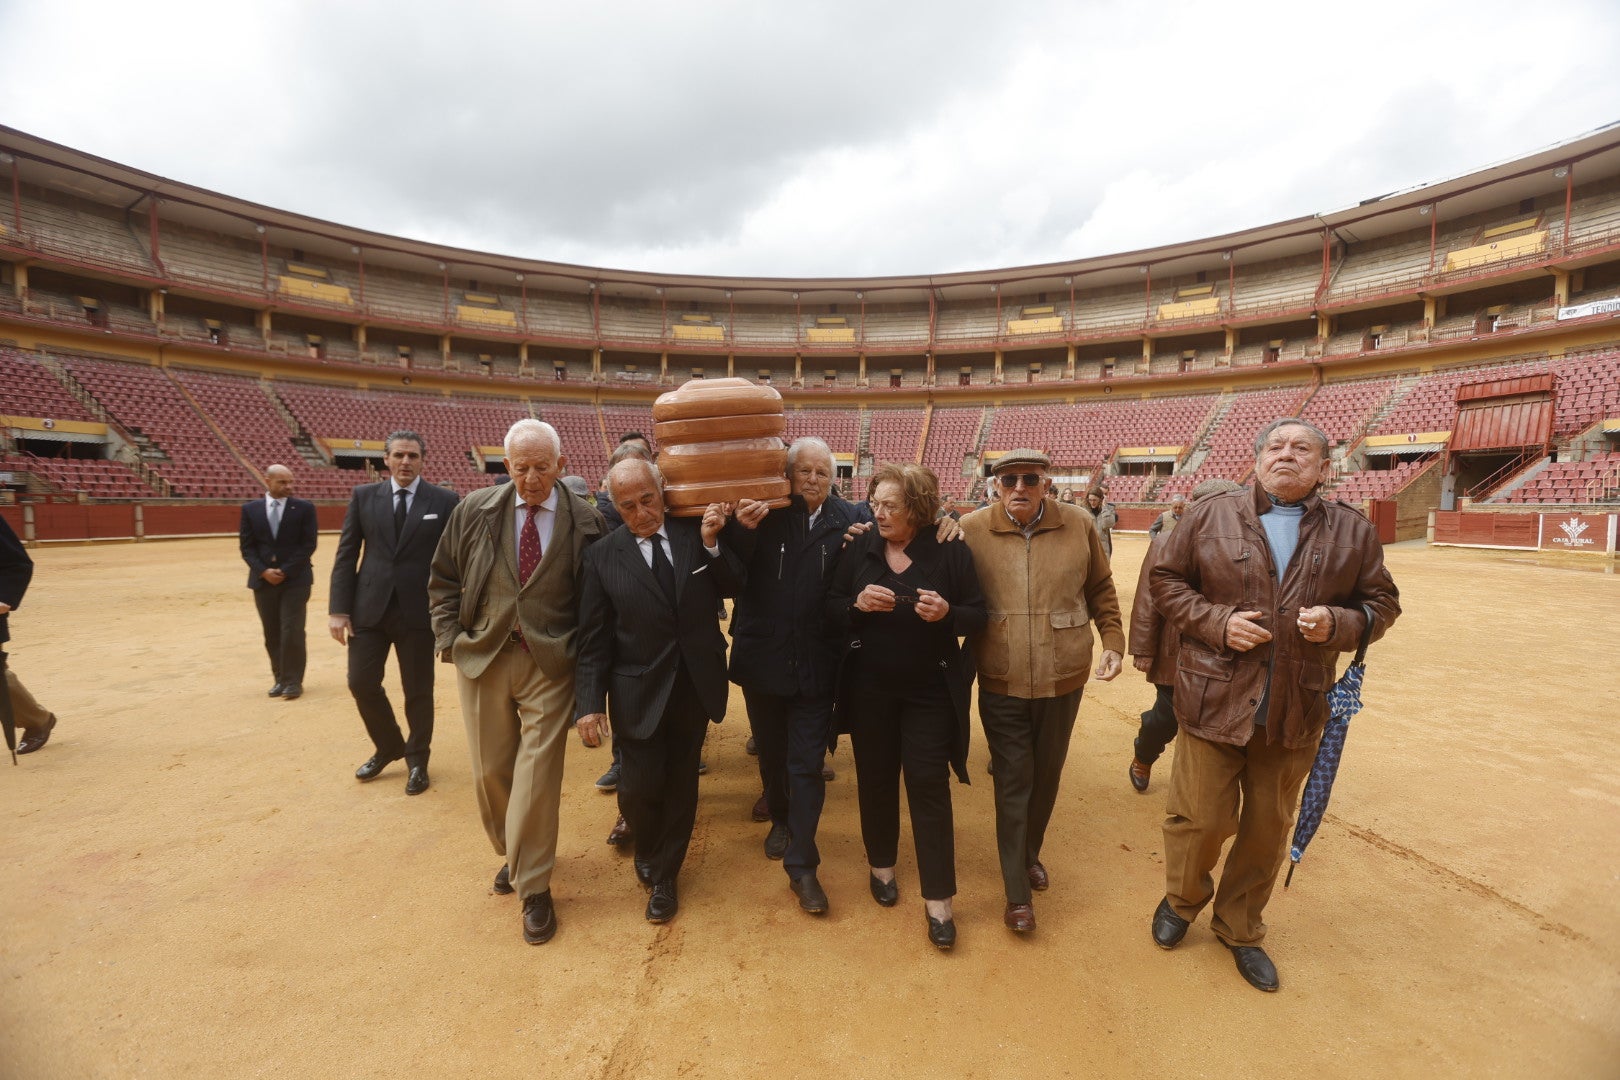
[997,473,1044,489]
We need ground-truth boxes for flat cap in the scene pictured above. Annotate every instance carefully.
[990,448,1051,473]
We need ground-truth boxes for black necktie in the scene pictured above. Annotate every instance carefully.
[650,533,676,604]
[394,488,408,540]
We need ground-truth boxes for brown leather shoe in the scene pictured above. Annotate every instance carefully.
[606,814,632,848]
[1129,757,1152,793]
[751,792,770,822]
[1004,902,1036,933]
[1027,861,1049,892]
[522,890,557,944]
[16,715,56,755]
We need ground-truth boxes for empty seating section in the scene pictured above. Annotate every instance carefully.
[540,402,612,486]
[785,410,859,459]
[1300,377,1399,444]
[1157,387,1311,501]
[1098,473,1157,503]
[1328,457,1434,503]
[15,188,153,273]
[866,410,926,466]
[275,383,525,493]
[171,369,354,501]
[1502,451,1620,503]
[985,394,1219,471]
[934,303,999,343]
[59,355,258,498]
[1369,351,1620,439]
[921,408,985,499]
[0,454,154,499]
[159,222,266,293]
[1229,258,1316,315]
[0,349,99,422]
[730,309,796,347]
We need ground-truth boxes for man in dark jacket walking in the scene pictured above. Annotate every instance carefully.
[725,437,870,913]
[1148,418,1400,993]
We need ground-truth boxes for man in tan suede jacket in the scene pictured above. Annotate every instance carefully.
[960,449,1124,936]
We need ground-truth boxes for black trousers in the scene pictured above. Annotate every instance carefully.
[252,581,310,686]
[744,687,833,875]
[848,685,957,901]
[347,593,436,767]
[617,665,709,885]
[978,686,1083,905]
[1135,683,1178,766]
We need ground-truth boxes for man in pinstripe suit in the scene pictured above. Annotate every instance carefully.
[574,458,742,925]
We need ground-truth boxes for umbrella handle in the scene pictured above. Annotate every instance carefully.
[1284,859,1297,889]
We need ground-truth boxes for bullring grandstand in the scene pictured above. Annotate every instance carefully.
[2,123,1618,549]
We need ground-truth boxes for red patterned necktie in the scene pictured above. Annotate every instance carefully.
[515,503,542,652]
[519,503,543,583]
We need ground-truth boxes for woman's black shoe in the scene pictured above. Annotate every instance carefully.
[926,915,956,950]
[869,874,899,907]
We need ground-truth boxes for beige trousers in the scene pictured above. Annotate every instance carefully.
[1162,728,1320,946]
[458,645,575,901]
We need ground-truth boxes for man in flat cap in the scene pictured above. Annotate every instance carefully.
[960,449,1124,935]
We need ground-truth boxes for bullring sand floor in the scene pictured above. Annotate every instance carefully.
[1,535,1617,1078]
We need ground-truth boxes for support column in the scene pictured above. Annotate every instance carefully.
[149,288,165,325]
[1065,343,1076,380]
[1552,270,1571,306]
[13,263,27,298]
[1223,327,1237,366]
[858,353,867,387]
[1317,312,1332,343]
[992,349,1003,384]
[440,334,454,370]
[793,352,803,388]
[1140,337,1152,375]
[592,348,603,381]
[727,353,735,378]
[257,309,273,344]
[658,350,667,384]
[518,343,531,376]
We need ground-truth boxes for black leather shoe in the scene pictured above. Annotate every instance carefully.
[1129,757,1151,793]
[280,683,303,701]
[405,765,430,795]
[869,873,899,908]
[1152,897,1190,950]
[751,792,770,822]
[522,891,557,944]
[493,865,513,894]
[1224,941,1280,992]
[789,872,829,915]
[354,754,397,782]
[634,860,654,888]
[606,814,633,848]
[926,915,956,950]
[646,881,678,924]
[595,763,620,792]
[745,736,758,755]
[763,822,790,860]
[17,715,56,755]
[267,682,286,698]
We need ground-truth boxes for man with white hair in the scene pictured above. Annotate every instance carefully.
[429,419,607,944]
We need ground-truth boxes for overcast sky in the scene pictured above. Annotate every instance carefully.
[5,0,1618,278]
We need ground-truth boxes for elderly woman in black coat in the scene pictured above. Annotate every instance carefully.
[827,462,986,951]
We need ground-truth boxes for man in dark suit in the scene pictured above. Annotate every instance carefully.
[239,464,319,700]
[329,430,460,795]
[575,458,741,924]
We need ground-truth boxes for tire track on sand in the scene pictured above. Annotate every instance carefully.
[1329,814,1586,943]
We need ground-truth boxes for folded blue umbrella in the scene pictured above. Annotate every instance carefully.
[1285,606,1376,887]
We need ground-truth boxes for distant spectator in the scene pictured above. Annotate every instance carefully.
[1147,496,1188,539]
[1085,488,1117,556]
[1,514,60,757]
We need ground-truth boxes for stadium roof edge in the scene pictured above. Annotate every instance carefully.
[2,122,1619,299]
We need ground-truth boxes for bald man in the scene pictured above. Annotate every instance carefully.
[240,464,319,699]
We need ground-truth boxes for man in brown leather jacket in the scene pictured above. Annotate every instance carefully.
[1147,419,1400,992]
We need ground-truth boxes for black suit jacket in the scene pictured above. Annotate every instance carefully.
[329,480,460,629]
[575,518,742,741]
[239,496,319,589]
[0,514,33,647]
